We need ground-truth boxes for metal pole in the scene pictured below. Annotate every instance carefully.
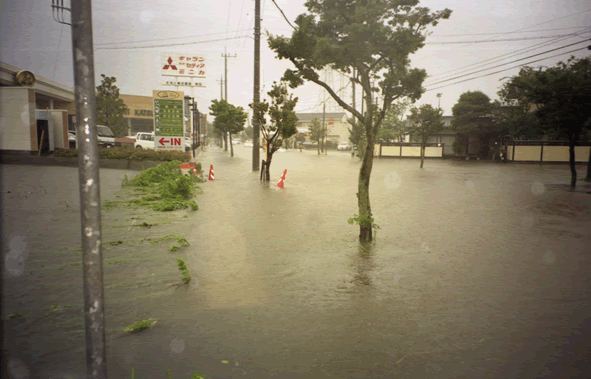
[224,49,227,101]
[70,0,107,377]
[252,0,261,171]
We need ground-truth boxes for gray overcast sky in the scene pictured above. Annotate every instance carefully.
[1,0,590,118]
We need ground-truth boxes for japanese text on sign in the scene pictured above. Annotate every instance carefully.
[161,53,207,78]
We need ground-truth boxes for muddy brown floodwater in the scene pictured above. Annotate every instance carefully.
[2,146,591,378]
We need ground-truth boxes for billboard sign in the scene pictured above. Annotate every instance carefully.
[153,90,184,150]
[161,53,206,78]
[162,80,206,87]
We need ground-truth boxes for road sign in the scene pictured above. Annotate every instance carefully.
[162,80,206,87]
[153,90,184,150]
[161,53,206,78]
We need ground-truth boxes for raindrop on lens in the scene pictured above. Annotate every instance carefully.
[531,182,545,196]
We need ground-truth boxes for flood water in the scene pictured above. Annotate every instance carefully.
[2,146,591,378]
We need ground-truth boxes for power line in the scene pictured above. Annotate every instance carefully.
[424,46,591,92]
[424,28,591,82]
[94,28,253,46]
[225,0,233,47]
[428,27,590,37]
[271,0,295,29]
[424,34,589,45]
[424,39,591,87]
[95,36,245,50]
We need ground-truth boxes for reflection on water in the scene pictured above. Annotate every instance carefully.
[2,149,591,378]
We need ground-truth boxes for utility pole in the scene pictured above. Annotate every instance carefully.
[252,0,261,171]
[51,0,107,377]
[217,76,224,100]
[222,48,237,101]
[437,93,442,109]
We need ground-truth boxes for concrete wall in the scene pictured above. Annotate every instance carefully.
[35,110,55,151]
[40,110,68,149]
[401,146,421,157]
[509,144,590,162]
[381,145,400,156]
[0,87,36,151]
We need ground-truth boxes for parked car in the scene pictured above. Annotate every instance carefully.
[302,141,318,148]
[337,142,351,151]
[97,125,115,148]
[134,132,155,149]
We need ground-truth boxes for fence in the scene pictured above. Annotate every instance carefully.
[376,143,444,158]
[506,140,591,162]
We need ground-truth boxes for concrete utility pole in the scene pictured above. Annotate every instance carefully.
[52,0,108,376]
[437,93,442,109]
[217,76,224,101]
[222,48,237,102]
[252,0,261,171]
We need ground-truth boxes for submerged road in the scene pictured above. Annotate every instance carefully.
[2,147,591,378]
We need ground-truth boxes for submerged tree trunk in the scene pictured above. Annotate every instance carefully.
[229,132,234,157]
[569,140,577,188]
[358,135,375,242]
[223,132,228,151]
[420,142,425,168]
[265,153,272,182]
[317,138,320,155]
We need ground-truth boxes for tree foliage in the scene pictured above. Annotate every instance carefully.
[267,0,452,241]
[451,91,498,158]
[308,117,324,154]
[209,100,248,157]
[96,74,128,137]
[500,56,591,187]
[378,100,410,143]
[250,81,299,181]
[408,104,444,168]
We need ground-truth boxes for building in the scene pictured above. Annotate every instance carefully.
[404,115,458,156]
[295,112,350,143]
[0,61,207,154]
[1,61,74,154]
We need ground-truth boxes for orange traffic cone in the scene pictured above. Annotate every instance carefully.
[208,165,214,180]
[277,169,287,188]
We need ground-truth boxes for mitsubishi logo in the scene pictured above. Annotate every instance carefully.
[163,57,177,70]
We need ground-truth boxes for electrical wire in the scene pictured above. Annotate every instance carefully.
[51,24,64,82]
[428,26,590,37]
[424,39,591,87]
[424,45,591,92]
[95,36,245,50]
[424,34,588,45]
[94,28,253,46]
[271,0,295,29]
[424,28,591,82]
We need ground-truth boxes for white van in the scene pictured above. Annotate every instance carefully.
[97,125,115,148]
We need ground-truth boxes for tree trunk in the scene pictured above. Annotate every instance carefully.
[586,145,591,181]
[317,138,320,155]
[420,142,425,168]
[223,132,228,151]
[358,136,375,242]
[229,132,234,157]
[265,153,272,182]
[569,140,577,188]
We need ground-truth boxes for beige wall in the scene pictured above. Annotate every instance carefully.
[401,146,421,157]
[542,146,590,162]
[513,146,541,161]
[0,88,36,151]
[381,145,400,156]
[424,146,443,157]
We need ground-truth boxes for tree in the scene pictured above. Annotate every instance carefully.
[379,100,411,143]
[250,81,299,181]
[209,100,248,157]
[451,91,499,158]
[267,0,451,241]
[96,74,128,137]
[500,57,591,187]
[308,117,324,154]
[295,132,306,149]
[494,86,542,141]
[408,104,444,168]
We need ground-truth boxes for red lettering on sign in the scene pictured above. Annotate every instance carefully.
[173,138,181,146]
